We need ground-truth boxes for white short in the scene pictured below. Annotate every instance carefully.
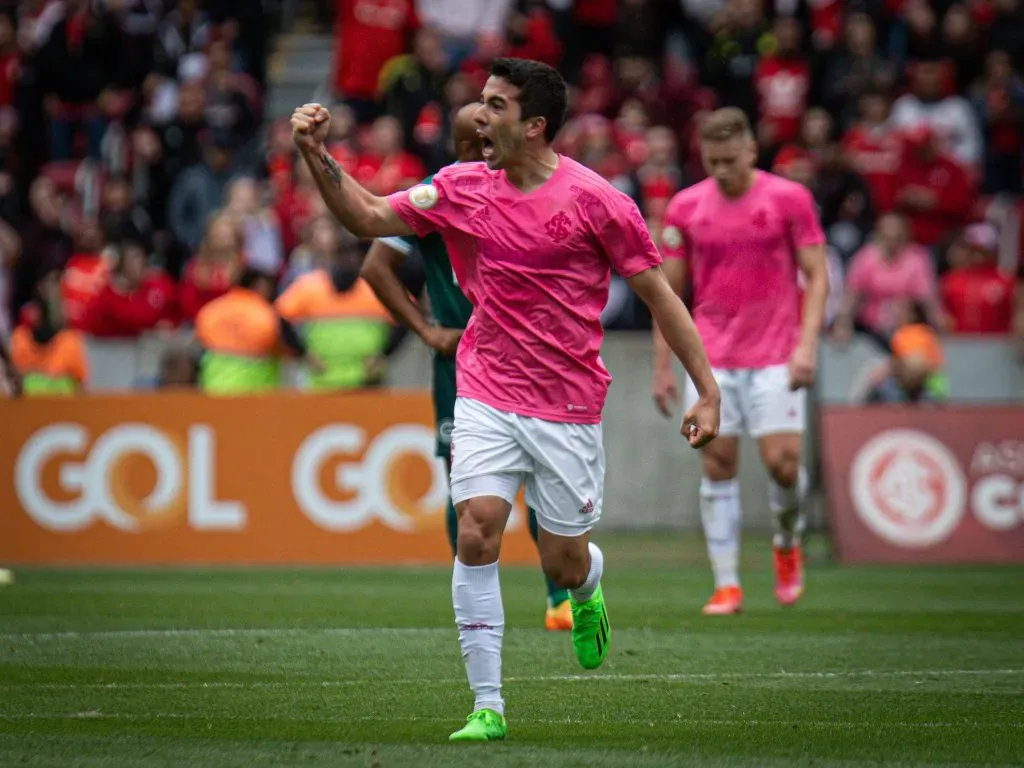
[685,364,805,439]
[449,397,605,537]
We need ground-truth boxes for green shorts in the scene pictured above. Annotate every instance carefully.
[432,354,457,459]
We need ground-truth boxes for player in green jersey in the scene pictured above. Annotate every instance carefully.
[361,103,573,631]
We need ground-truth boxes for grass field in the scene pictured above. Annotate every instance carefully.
[0,535,1022,767]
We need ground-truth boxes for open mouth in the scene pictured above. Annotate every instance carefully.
[480,134,495,160]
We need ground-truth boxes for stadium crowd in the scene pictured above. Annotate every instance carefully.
[0,0,1022,394]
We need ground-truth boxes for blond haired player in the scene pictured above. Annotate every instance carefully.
[652,108,829,615]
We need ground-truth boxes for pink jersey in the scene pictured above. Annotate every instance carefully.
[388,156,661,424]
[845,242,937,334]
[661,171,824,368]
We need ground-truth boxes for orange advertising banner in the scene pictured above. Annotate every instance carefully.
[0,392,540,565]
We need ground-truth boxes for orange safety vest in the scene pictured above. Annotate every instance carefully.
[10,326,88,395]
[276,272,391,390]
[194,288,284,394]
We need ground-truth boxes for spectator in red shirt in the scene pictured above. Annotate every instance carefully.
[615,56,670,126]
[353,115,427,196]
[754,16,810,152]
[941,222,1018,334]
[570,114,630,185]
[275,159,328,255]
[843,89,902,212]
[613,98,650,168]
[807,0,843,51]
[61,220,111,331]
[84,234,177,338]
[636,125,685,223]
[323,103,362,179]
[178,212,243,323]
[264,118,296,203]
[893,125,976,248]
[572,55,618,118]
[506,1,561,68]
[331,0,418,124]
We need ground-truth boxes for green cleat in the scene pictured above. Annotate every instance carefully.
[448,708,507,742]
[571,582,610,669]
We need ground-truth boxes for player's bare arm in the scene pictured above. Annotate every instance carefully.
[651,257,686,418]
[291,103,413,239]
[629,266,720,447]
[791,243,829,390]
[362,240,462,356]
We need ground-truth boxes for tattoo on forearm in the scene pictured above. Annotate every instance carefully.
[318,149,342,188]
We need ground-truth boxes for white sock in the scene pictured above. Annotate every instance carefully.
[452,559,505,716]
[770,467,808,550]
[569,543,604,603]
[700,477,741,589]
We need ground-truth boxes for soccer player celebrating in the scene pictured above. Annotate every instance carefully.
[292,58,720,742]
[361,104,577,632]
[652,108,829,616]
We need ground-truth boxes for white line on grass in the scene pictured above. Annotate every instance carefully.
[0,712,1020,730]
[2,668,1021,691]
[0,627,452,641]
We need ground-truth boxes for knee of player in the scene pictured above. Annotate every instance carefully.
[547,566,586,590]
[541,556,588,590]
[455,507,503,564]
[456,526,500,564]
[766,452,801,488]
[702,453,738,482]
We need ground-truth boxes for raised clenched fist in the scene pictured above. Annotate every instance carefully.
[291,103,331,151]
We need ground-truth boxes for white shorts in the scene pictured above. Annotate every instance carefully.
[449,397,605,537]
[685,364,805,439]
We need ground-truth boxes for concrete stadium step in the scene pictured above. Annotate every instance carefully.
[266,31,334,118]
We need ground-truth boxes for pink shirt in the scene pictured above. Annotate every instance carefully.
[661,171,825,369]
[845,242,937,334]
[388,156,662,424]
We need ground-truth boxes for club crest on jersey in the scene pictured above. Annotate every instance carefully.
[410,184,439,210]
[545,211,573,243]
[662,225,683,249]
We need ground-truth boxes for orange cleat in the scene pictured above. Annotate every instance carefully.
[773,545,804,606]
[702,585,743,615]
[545,599,573,631]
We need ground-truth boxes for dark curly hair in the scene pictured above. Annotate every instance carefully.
[489,58,568,143]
